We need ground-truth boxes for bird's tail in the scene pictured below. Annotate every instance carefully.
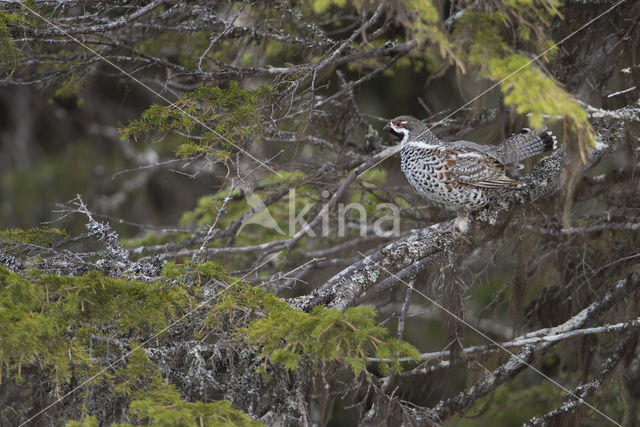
[497,128,558,165]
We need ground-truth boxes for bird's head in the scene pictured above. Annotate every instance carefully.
[383,115,421,144]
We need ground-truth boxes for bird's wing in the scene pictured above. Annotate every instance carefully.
[447,139,500,160]
[447,148,518,188]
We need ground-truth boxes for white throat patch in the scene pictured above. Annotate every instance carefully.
[391,126,410,144]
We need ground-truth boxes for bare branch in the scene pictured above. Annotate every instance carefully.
[428,269,640,422]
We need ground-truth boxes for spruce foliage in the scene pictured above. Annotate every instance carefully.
[119,82,272,162]
[208,283,420,377]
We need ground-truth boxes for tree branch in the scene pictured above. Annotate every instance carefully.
[428,268,640,422]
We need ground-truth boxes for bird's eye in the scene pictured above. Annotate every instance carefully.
[394,120,402,125]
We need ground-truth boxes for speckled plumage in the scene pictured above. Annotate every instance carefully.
[383,115,557,232]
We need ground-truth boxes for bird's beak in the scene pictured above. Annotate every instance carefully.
[383,123,391,132]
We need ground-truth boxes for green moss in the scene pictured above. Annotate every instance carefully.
[115,347,260,425]
[248,304,420,376]
[0,263,248,423]
[161,261,187,280]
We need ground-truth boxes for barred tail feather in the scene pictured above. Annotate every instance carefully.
[540,130,559,151]
[498,128,559,165]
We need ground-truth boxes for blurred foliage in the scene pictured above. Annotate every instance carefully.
[179,171,306,228]
[0,13,20,77]
[397,0,465,72]
[0,0,597,230]
[310,0,348,14]
[453,6,593,157]
[0,227,68,246]
[0,140,127,229]
[488,54,594,160]
[453,381,564,426]
[137,31,211,70]
[53,74,87,108]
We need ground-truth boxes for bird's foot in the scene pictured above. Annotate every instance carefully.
[437,222,456,235]
[438,212,471,243]
[454,211,470,234]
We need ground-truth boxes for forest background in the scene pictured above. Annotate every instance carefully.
[1,0,640,426]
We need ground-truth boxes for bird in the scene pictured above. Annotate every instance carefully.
[383,115,557,234]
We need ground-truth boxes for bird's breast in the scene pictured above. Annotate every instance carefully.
[400,146,489,211]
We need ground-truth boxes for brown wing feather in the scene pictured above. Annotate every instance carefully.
[448,149,518,188]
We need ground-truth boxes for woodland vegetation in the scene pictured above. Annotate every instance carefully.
[1,0,639,425]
